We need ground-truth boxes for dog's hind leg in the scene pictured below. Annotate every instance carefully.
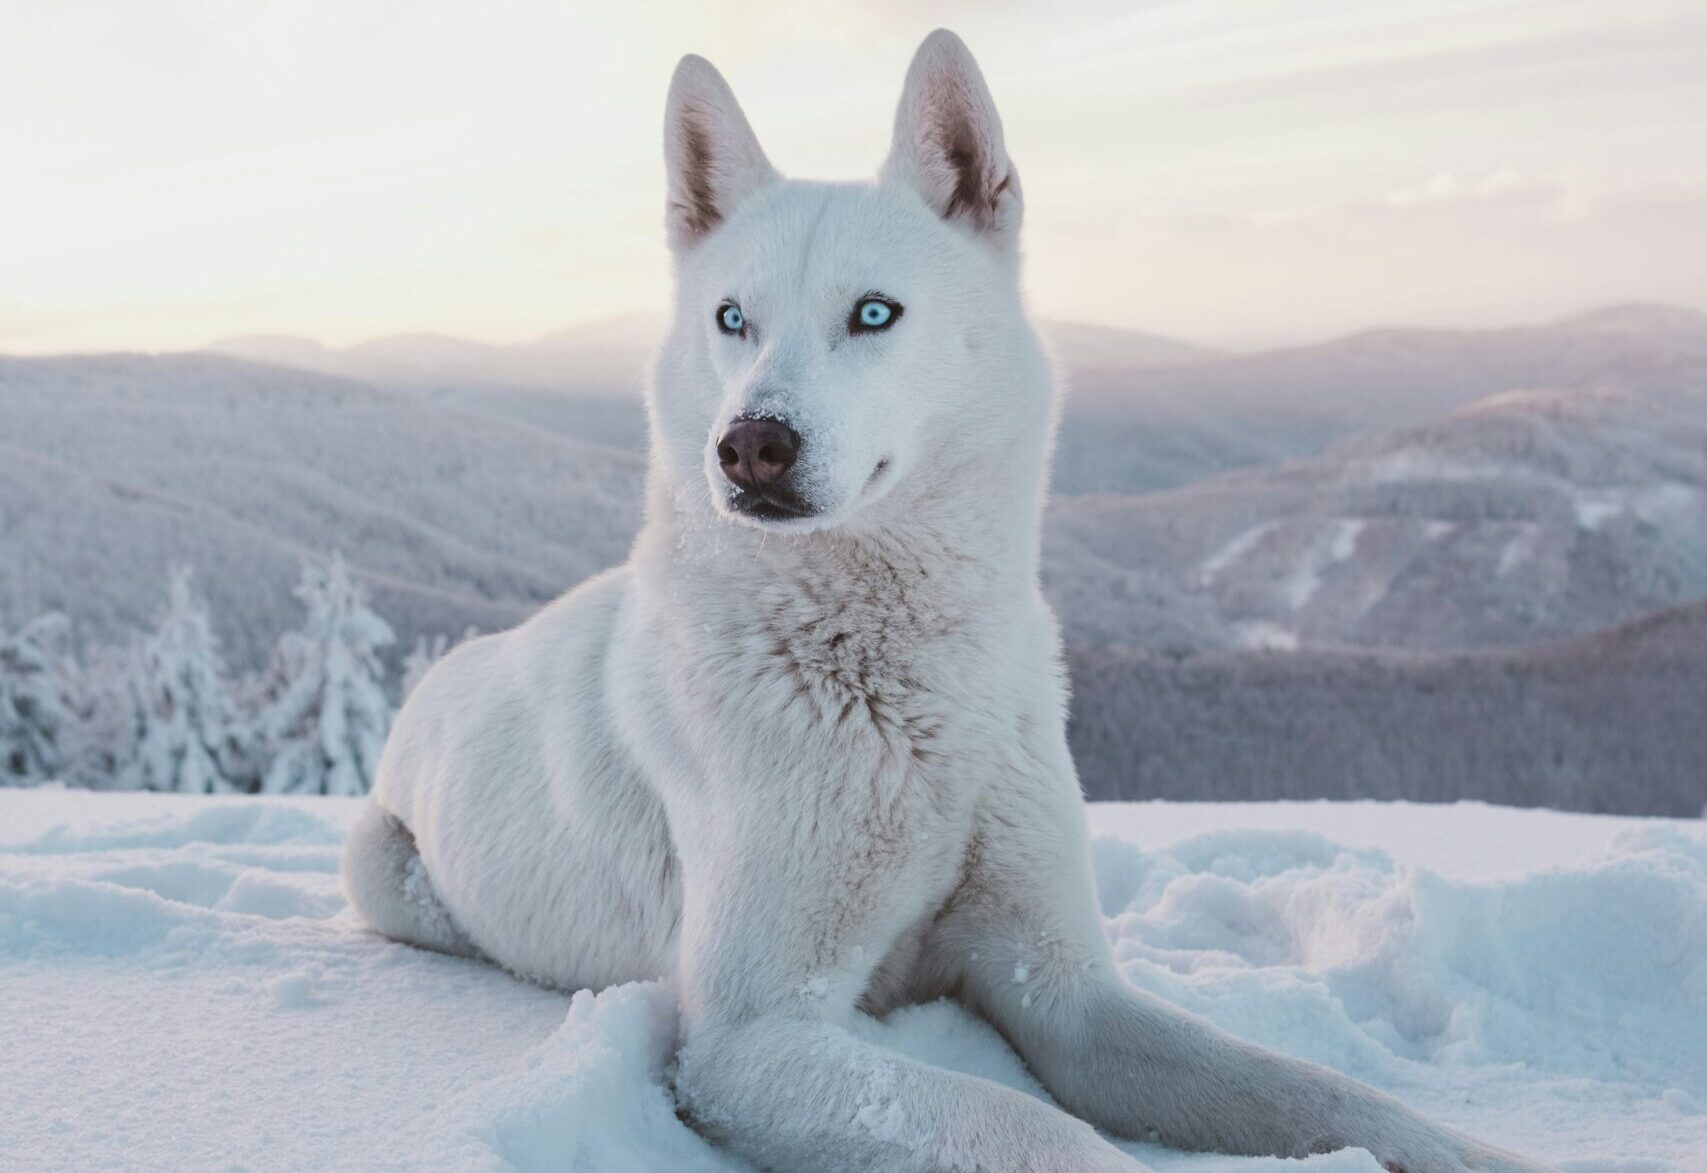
[341,803,478,959]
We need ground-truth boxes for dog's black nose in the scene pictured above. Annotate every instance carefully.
[718,418,800,491]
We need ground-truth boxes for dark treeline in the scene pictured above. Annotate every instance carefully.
[1067,600,1707,817]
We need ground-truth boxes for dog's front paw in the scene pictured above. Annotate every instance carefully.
[1371,1134,1558,1173]
[1328,1096,1555,1173]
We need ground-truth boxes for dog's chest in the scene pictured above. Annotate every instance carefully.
[761,565,1003,771]
[651,536,1024,839]
[635,534,1038,997]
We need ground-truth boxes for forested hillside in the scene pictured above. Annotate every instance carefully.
[1068,600,1707,816]
[1047,381,1707,652]
[0,354,640,668]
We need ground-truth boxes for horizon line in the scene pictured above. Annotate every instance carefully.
[4,298,1704,365]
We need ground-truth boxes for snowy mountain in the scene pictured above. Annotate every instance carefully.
[0,354,642,670]
[1047,379,1707,652]
[210,314,1218,395]
[1053,302,1707,494]
[210,314,657,395]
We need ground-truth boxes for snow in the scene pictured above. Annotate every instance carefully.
[1329,519,1366,562]
[1282,520,1367,611]
[3,791,1704,1172]
[1575,484,1700,533]
[1199,522,1278,584]
[1497,524,1543,577]
[1235,620,1300,651]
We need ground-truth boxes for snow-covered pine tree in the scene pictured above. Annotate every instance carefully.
[399,627,476,701]
[400,633,451,701]
[69,643,145,790]
[257,555,395,796]
[122,567,251,793]
[0,612,82,785]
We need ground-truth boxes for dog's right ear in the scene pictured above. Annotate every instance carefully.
[664,56,778,254]
[882,30,1022,251]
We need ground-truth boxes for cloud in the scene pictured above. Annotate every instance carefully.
[1166,9,1707,116]
[1027,176,1707,346]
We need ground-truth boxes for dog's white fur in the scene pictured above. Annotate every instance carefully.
[343,31,1550,1173]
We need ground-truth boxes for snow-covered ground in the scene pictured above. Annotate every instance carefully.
[3,791,1703,1172]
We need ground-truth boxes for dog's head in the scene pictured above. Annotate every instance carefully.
[648,30,1050,535]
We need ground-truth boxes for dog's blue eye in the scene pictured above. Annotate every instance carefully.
[850,297,902,335]
[717,303,745,335]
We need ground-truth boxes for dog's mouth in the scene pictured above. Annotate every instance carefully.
[723,460,890,525]
[727,485,817,522]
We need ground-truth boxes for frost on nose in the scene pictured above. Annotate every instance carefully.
[717,418,800,490]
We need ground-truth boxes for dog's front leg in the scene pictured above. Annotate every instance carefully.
[665,826,1146,1172]
[933,765,1557,1173]
[674,1012,1145,1173]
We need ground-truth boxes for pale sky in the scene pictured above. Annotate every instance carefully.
[3,0,1706,354]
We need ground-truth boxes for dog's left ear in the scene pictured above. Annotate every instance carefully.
[664,55,778,254]
[882,30,1022,251]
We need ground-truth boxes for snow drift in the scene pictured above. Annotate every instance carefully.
[2,792,1703,1171]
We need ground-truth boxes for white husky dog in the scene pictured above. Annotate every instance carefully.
[344,31,1549,1173]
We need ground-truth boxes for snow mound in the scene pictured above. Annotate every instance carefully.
[1091,827,1707,1092]
[2,791,1703,1171]
[9,799,344,854]
[439,981,746,1173]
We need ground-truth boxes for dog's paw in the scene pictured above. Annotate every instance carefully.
[1318,1084,1561,1173]
[1460,1146,1559,1173]
[1373,1136,1557,1173]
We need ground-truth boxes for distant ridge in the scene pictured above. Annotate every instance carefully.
[1051,300,1707,494]
[1554,302,1707,336]
[205,333,337,368]
[201,302,1707,381]
[1037,320,1226,369]
[208,321,646,395]
[205,314,1225,394]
